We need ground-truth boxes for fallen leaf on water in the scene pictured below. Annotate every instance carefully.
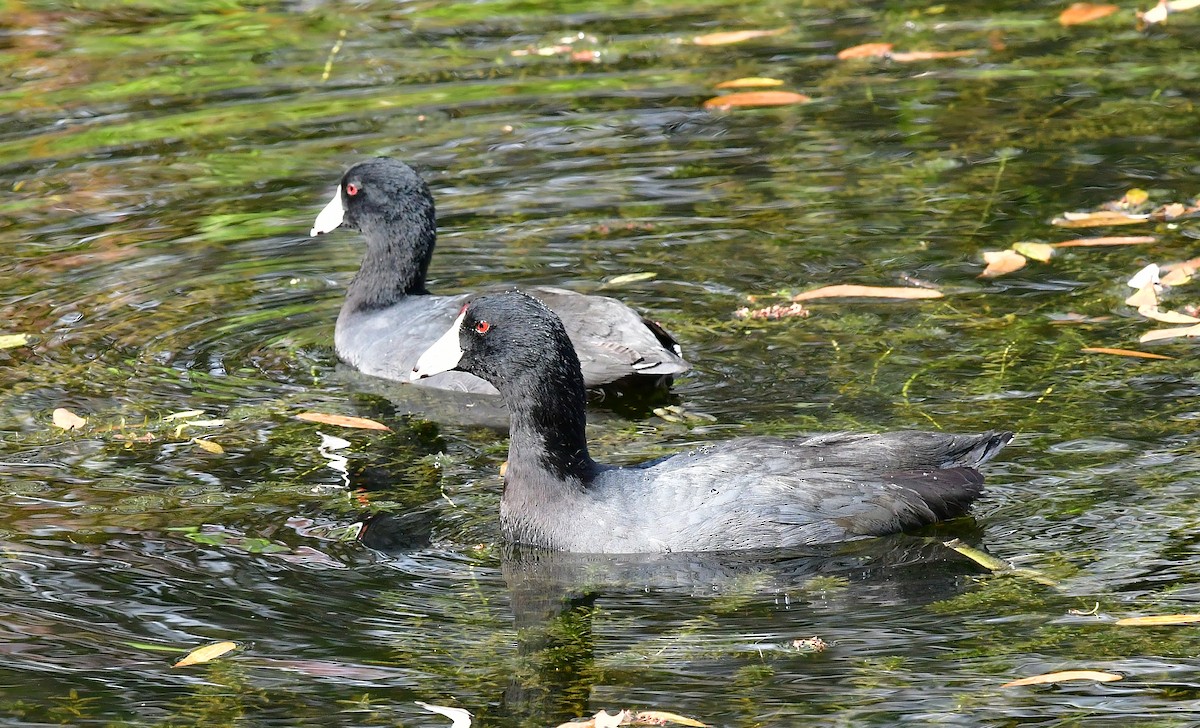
[693,28,787,45]
[0,333,30,350]
[415,701,472,728]
[596,711,628,728]
[1012,241,1055,262]
[1001,670,1122,688]
[606,271,658,285]
[1138,306,1200,324]
[890,49,977,62]
[945,538,1012,572]
[1161,268,1193,287]
[1140,323,1200,343]
[1127,263,1160,289]
[789,636,829,653]
[715,77,783,89]
[1052,235,1156,248]
[296,412,390,431]
[837,42,894,59]
[1051,211,1151,228]
[1118,188,1150,207]
[192,438,225,454]
[173,640,239,668]
[634,711,707,726]
[1081,347,1174,360]
[164,409,206,421]
[1059,2,1120,25]
[1124,283,1158,309]
[1136,0,1200,26]
[734,303,809,320]
[1116,613,1200,626]
[980,250,1026,278]
[702,91,811,110]
[791,284,943,302]
[52,407,87,431]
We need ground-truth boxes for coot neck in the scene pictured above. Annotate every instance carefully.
[343,205,436,313]
[502,357,596,491]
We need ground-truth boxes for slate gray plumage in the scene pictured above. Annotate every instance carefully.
[412,291,1013,554]
[311,157,689,394]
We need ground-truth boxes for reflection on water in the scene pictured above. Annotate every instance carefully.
[2,0,1200,725]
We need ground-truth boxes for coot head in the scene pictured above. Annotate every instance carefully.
[311,157,435,238]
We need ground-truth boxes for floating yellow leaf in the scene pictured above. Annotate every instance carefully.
[693,28,787,45]
[1139,0,1200,26]
[52,407,87,431]
[1081,347,1174,360]
[702,91,811,110]
[1059,2,1120,25]
[944,539,1011,572]
[1160,268,1193,287]
[164,410,206,421]
[1052,235,1156,247]
[837,42,894,59]
[605,271,658,285]
[1051,211,1151,227]
[296,412,391,431]
[1002,670,1122,688]
[1012,241,1055,262]
[1140,323,1200,343]
[1116,613,1200,626]
[890,49,976,62]
[791,284,942,302]
[0,333,30,350]
[1124,283,1158,309]
[192,438,225,454]
[634,710,708,727]
[1138,306,1200,325]
[980,250,1026,278]
[1121,188,1150,206]
[715,77,784,89]
[172,640,239,668]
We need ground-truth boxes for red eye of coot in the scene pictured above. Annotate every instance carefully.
[345,183,359,196]
[474,321,490,334]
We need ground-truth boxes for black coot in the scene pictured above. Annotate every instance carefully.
[412,291,1012,554]
[310,158,689,394]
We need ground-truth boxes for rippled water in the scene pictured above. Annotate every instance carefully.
[3,1,1200,725]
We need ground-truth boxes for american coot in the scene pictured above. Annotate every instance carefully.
[310,157,689,394]
[412,291,1013,554]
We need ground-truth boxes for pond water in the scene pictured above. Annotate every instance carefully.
[3,0,1200,725]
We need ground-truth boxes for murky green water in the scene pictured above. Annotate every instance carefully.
[3,0,1200,725]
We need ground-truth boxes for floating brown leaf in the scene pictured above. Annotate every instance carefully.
[1081,347,1174,360]
[837,42,894,59]
[1124,283,1158,309]
[702,91,811,110]
[296,412,391,431]
[192,438,225,454]
[693,28,787,46]
[52,407,87,431]
[173,640,239,668]
[1051,211,1152,227]
[714,77,784,89]
[890,49,977,62]
[1116,613,1200,626]
[1059,2,1120,25]
[1051,235,1156,247]
[791,284,943,302]
[1140,323,1200,343]
[980,250,1027,278]
[1002,670,1122,688]
[1012,241,1055,262]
